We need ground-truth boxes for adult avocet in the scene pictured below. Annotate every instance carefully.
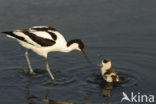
[2,26,89,80]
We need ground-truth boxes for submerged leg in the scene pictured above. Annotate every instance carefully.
[45,58,55,80]
[25,51,35,74]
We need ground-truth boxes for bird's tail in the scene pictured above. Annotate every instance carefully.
[2,31,25,41]
[2,31,15,38]
[2,32,15,40]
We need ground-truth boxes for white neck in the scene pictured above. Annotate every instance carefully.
[100,62,112,75]
[101,67,108,75]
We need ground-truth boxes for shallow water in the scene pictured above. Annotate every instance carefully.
[0,0,156,104]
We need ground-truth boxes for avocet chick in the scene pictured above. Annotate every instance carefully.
[98,58,120,83]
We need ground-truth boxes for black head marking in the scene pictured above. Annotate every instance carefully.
[67,39,84,50]
[103,58,111,63]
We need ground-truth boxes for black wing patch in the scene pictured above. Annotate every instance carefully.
[31,26,57,31]
[31,26,57,40]
[2,31,27,42]
[23,31,56,47]
[47,32,57,40]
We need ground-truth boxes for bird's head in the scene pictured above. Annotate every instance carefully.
[67,39,90,62]
[67,39,84,51]
[98,58,112,69]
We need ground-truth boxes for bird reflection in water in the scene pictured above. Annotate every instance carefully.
[25,76,73,104]
[99,81,113,97]
[99,78,121,97]
[40,88,73,104]
[25,76,37,104]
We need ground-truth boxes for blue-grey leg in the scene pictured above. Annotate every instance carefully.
[25,51,35,74]
[45,58,55,80]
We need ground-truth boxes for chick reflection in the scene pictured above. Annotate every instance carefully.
[25,76,73,104]
[99,81,114,97]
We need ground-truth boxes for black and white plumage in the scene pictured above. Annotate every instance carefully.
[2,26,88,80]
[98,58,120,83]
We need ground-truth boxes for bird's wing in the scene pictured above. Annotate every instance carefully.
[2,28,56,47]
[29,26,57,41]
[30,26,57,31]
